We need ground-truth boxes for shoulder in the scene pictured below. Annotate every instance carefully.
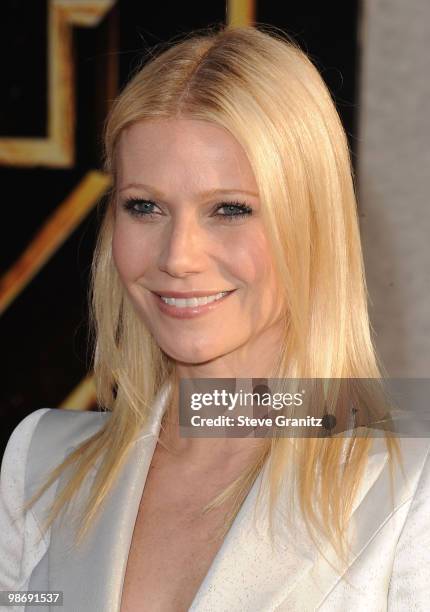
[390,434,430,498]
[1,409,50,474]
[392,435,430,522]
[0,409,51,518]
[2,408,110,476]
[396,434,430,508]
[368,433,430,516]
[25,406,111,456]
[387,436,430,608]
[1,407,110,511]
[0,408,111,590]
[356,428,430,494]
[0,409,53,589]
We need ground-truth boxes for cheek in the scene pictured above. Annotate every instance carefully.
[111,221,149,282]
[229,228,282,321]
[228,229,275,287]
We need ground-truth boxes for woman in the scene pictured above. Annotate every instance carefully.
[1,25,429,612]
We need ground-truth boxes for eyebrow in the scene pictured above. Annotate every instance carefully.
[118,182,259,198]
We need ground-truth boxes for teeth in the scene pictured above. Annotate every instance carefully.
[160,291,229,307]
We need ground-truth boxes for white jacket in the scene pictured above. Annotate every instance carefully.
[0,383,429,611]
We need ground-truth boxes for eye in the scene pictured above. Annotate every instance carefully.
[121,198,162,218]
[213,202,253,221]
[120,198,253,222]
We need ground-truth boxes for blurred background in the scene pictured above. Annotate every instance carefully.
[1,0,429,455]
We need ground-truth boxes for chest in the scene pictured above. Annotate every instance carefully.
[119,453,236,612]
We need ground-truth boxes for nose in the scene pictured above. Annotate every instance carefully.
[158,214,207,278]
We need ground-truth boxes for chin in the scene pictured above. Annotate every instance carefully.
[164,347,218,366]
[159,338,228,367]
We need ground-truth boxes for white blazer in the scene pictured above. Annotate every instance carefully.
[1,382,429,612]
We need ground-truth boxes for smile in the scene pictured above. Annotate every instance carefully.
[152,290,236,319]
[160,292,229,307]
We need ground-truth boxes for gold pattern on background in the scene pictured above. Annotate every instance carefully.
[226,0,255,26]
[0,171,112,316]
[0,0,116,167]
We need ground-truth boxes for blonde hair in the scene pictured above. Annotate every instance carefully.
[27,24,401,571]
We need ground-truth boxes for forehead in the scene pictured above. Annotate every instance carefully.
[116,118,258,194]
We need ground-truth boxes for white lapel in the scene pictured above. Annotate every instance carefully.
[46,383,170,612]
[189,435,392,611]
[275,434,429,612]
[45,383,426,612]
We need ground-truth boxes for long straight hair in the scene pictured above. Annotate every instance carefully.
[27,24,400,569]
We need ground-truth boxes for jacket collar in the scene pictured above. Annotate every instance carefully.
[46,382,420,612]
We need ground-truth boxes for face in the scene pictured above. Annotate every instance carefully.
[112,118,284,372]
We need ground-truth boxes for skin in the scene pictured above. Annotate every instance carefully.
[112,117,285,465]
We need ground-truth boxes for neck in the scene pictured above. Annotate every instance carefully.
[158,401,269,473]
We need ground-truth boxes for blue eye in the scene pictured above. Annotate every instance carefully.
[122,198,161,217]
[121,198,253,221]
[214,202,253,221]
